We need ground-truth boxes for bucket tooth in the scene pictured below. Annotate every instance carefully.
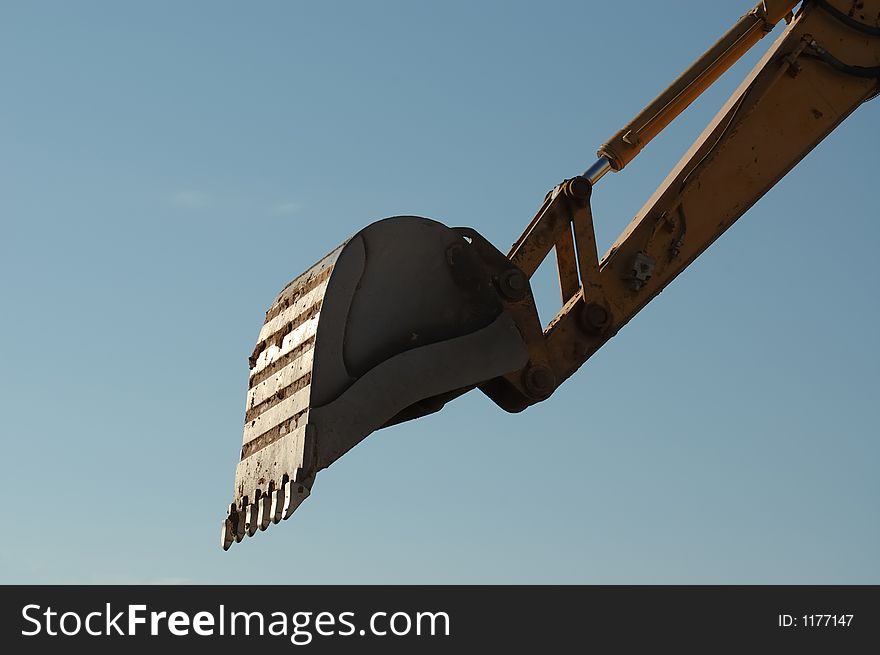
[245,501,259,538]
[234,506,246,543]
[271,485,286,524]
[283,481,310,520]
[258,488,273,531]
[221,504,237,551]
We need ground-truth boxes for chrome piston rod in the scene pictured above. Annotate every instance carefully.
[582,156,612,186]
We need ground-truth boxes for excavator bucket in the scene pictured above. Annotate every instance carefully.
[222,216,530,548]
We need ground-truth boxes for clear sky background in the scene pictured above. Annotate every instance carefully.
[2,1,877,584]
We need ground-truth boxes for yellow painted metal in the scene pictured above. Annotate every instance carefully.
[541,0,880,391]
[598,0,799,171]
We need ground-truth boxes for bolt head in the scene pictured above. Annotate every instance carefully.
[497,269,527,301]
[579,301,611,334]
[568,176,592,201]
[523,364,555,398]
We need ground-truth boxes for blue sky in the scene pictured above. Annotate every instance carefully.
[2,0,877,583]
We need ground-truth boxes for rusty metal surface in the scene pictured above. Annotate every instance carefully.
[223,246,343,549]
[554,228,580,304]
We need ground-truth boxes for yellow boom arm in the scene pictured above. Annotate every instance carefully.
[489,0,880,411]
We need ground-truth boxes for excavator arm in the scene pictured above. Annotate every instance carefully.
[544,0,879,394]
[222,0,880,548]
